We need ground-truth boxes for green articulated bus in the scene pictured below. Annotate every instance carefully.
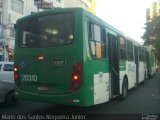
[14,8,155,107]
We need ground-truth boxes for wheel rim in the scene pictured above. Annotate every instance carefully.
[123,85,127,96]
[7,93,15,104]
[123,82,127,97]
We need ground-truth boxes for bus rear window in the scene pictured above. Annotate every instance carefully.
[18,13,74,48]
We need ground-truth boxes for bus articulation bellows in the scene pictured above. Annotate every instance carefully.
[14,8,156,106]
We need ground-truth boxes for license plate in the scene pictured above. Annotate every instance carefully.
[38,86,48,91]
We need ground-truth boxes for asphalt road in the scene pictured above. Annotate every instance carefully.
[0,72,160,119]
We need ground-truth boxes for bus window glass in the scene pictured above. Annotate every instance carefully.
[94,24,101,42]
[139,47,143,61]
[141,48,147,62]
[120,37,125,45]
[142,48,145,61]
[119,37,126,60]
[90,41,96,56]
[127,40,133,61]
[89,23,94,40]
[96,42,102,58]
[88,22,106,59]
[18,13,74,48]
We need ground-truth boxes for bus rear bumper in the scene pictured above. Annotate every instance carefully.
[15,87,92,107]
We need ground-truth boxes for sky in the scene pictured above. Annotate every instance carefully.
[96,0,156,43]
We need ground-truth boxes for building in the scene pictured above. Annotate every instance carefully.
[0,0,37,61]
[146,0,160,22]
[89,0,96,15]
[34,0,64,11]
[156,0,160,16]
[64,0,96,15]
[146,8,150,22]
[150,2,157,19]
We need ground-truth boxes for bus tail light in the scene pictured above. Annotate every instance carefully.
[70,62,83,93]
[14,65,21,87]
[14,73,19,79]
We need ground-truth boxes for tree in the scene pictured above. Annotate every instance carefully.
[142,16,160,62]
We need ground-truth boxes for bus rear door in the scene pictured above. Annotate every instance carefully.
[107,32,120,97]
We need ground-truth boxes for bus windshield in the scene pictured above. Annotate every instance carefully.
[18,13,74,48]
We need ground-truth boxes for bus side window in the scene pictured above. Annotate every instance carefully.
[119,37,126,60]
[126,40,134,61]
[88,22,106,59]
[139,47,143,61]
[0,64,1,71]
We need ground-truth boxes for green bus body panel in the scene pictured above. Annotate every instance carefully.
[15,47,80,94]
[15,8,94,106]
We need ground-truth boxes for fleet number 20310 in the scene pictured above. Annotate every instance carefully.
[21,74,38,82]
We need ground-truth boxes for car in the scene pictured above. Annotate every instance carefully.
[0,62,16,105]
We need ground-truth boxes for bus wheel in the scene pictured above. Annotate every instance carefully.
[5,90,17,106]
[144,72,147,80]
[120,78,128,100]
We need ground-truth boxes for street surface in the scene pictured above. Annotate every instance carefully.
[0,72,160,119]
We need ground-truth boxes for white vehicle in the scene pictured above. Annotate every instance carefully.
[0,62,16,105]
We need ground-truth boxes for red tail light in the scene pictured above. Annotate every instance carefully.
[14,65,21,87]
[14,73,19,79]
[70,62,83,93]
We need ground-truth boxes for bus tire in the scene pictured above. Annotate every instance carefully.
[120,78,128,100]
[5,90,17,106]
[144,71,147,80]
